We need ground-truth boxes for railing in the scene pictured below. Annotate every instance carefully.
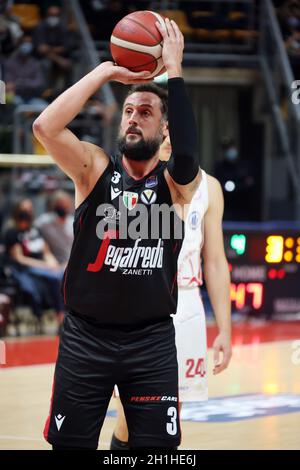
[9,0,118,156]
[0,154,70,230]
[67,0,115,106]
[96,0,258,64]
[259,0,300,217]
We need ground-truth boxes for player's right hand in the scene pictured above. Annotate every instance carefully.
[212,331,232,375]
[98,61,152,84]
[156,18,184,78]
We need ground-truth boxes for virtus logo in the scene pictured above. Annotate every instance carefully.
[0,80,5,104]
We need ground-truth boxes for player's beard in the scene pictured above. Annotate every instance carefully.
[117,134,162,162]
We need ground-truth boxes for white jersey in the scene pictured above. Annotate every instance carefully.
[177,170,209,288]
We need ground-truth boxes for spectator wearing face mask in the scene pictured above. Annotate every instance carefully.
[278,0,300,37]
[35,190,74,266]
[286,27,300,55]
[77,97,118,147]
[285,28,300,76]
[33,5,72,93]
[215,138,256,220]
[4,34,47,106]
[4,198,65,322]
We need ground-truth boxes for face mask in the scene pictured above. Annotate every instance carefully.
[17,211,32,223]
[19,43,33,56]
[225,148,238,162]
[287,16,299,28]
[54,206,67,218]
[291,39,300,48]
[46,16,60,27]
[87,105,101,117]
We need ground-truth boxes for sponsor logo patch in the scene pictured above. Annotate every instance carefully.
[55,414,66,431]
[145,175,158,189]
[111,186,122,200]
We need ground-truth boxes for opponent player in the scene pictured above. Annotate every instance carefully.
[33,19,200,450]
[110,136,232,449]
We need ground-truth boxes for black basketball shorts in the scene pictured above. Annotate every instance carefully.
[44,312,181,449]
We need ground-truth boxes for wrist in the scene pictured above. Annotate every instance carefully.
[91,62,113,84]
[218,328,231,337]
[166,66,182,79]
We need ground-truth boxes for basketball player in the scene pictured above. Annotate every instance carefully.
[33,19,201,450]
[110,135,232,450]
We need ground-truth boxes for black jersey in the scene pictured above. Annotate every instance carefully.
[63,155,184,326]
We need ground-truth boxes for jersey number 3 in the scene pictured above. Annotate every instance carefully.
[166,406,177,436]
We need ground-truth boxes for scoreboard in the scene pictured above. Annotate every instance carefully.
[223,222,300,318]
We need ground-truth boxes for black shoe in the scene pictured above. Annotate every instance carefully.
[110,433,129,450]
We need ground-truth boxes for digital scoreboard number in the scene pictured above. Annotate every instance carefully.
[223,223,300,318]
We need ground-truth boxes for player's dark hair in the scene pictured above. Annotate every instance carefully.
[125,83,168,120]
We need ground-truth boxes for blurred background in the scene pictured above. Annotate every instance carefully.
[0,0,300,336]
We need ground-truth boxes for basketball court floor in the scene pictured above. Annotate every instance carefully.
[1,321,300,450]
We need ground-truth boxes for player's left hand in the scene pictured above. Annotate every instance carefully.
[156,18,184,77]
[212,331,232,375]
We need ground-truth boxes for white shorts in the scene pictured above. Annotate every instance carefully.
[172,287,208,402]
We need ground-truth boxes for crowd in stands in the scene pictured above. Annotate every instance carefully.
[275,0,300,76]
[0,0,298,113]
[0,0,118,154]
[0,190,74,335]
[80,0,258,45]
[0,1,74,104]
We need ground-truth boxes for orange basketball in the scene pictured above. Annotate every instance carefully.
[110,10,166,79]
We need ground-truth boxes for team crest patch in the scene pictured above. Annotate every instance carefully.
[145,175,158,189]
[189,211,200,230]
[141,189,157,205]
[123,191,138,210]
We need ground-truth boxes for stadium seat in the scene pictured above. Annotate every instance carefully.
[11,4,40,30]
[232,29,259,41]
[228,11,248,21]
[158,10,195,37]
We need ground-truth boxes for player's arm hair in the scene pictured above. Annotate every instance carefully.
[32,66,110,186]
[166,77,201,203]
